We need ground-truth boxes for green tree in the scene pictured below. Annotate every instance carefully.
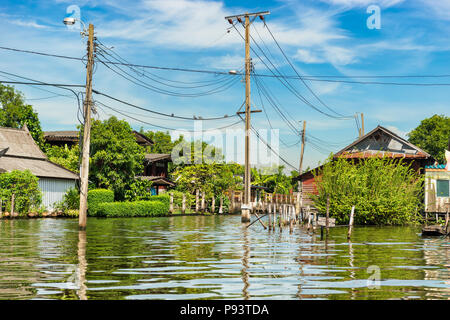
[311,156,423,225]
[0,84,45,148]
[46,144,80,173]
[408,114,450,163]
[89,116,145,200]
[0,170,42,214]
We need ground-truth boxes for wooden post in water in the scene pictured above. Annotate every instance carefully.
[289,206,294,234]
[444,208,449,231]
[347,205,355,239]
[169,192,174,214]
[268,204,272,231]
[326,195,330,234]
[436,213,438,224]
[195,189,200,213]
[230,190,235,213]
[425,211,428,226]
[10,193,15,218]
[211,196,215,214]
[182,194,186,214]
[219,196,223,214]
[201,192,206,212]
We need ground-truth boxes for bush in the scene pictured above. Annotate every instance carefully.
[148,194,170,205]
[311,156,423,225]
[87,189,114,216]
[55,187,80,211]
[0,170,42,215]
[124,179,154,201]
[95,200,169,217]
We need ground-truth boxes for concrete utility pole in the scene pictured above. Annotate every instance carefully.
[225,11,269,223]
[296,121,306,214]
[79,23,95,230]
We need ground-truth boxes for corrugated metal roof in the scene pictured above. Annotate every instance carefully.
[0,157,78,179]
[425,164,446,169]
[137,175,175,186]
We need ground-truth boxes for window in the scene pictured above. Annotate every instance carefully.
[436,180,450,197]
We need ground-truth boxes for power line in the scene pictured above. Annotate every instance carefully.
[4,46,450,84]
[96,100,243,132]
[263,22,352,119]
[93,89,240,121]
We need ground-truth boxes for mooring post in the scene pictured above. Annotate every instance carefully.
[182,194,186,214]
[326,195,330,234]
[219,196,223,214]
[425,211,428,226]
[268,204,272,231]
[169,192,174,214]
[11,193,15,218]
[444,207,449,231]
[436,213,438,224]
[211,195,215,214]
[347,205,355,239]
[195,189,200,213]
[231,190,235,213]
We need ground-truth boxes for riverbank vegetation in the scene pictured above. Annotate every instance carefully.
[311,157,424,225]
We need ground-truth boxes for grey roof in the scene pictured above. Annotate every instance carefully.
[0,127,47,158]
[144,153,172,162]
[0,157,79,179]
[137,175,175,186]
[0,126,78,180]
[44,130,154,146]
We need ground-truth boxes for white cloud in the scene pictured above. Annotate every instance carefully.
[317,0,404,8]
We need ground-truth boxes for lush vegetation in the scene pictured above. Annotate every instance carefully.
[311,157,423,225]
[95,199,169,217]
[0,84,45,149]
[55,187,80,212]
[408,114,450,164]
[46,144,80,173]
[89,117,145,200]
[87,189,115,216]
[0,170,42,215]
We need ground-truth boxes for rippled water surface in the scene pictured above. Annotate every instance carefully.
[0,216,449,300]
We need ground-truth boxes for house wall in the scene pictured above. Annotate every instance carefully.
[425,170,450,213]
[38,178,77,210]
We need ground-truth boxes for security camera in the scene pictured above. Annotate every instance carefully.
[63,17,76,25]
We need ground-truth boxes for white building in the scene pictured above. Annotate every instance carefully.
[0,125,79,210]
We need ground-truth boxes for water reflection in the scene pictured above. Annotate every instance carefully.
[77,230,87,300]
[241,224,250,300]
[0,217,449,300]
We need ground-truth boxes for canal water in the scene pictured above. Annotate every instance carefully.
[0,216,449,300]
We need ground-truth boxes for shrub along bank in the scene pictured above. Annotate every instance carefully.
[95,199,169,217]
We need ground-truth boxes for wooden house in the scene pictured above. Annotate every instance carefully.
[295,125,434,207]
[0,125,79,210]
[138,153,175,195]
[44,130,175,195]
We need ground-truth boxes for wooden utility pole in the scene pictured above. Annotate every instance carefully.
[225,11,270,223]
[78,23,95,230]
[296,121,306,214]
[361,112,365,136]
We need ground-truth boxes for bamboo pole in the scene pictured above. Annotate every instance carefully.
[347,206,355,239]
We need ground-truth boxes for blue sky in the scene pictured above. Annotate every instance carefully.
[0,0,449,171]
